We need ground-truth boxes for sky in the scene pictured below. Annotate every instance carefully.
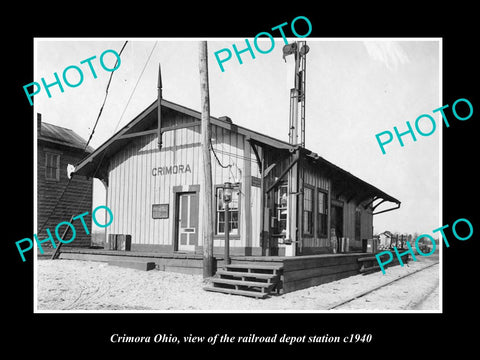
[34,38,441,236]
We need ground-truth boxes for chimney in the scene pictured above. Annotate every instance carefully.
[37,113,42,135]
[218,116,232,124]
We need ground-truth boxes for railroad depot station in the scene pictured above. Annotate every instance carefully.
[59,96,402,297]
[53,43,404,297]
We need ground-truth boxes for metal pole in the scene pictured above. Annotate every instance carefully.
[157,63,163,150]
[224,202,230,265]
[300,41,307,148]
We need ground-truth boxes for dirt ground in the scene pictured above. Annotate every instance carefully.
[36,256,440,312]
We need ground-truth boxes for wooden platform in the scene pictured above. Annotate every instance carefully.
[229,253,407,294]
[51,248,407,294]
[108,259,156,271]
[56,248,209,275]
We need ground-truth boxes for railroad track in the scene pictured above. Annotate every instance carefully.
[327,261,440,310]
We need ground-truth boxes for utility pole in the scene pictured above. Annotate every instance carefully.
[199,41,214,278]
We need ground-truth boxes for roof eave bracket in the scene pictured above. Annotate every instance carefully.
[372,202,401,215]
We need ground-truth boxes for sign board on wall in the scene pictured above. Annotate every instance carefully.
[152,204,169,219]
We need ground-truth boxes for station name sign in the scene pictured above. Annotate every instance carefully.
[152,164,192,176]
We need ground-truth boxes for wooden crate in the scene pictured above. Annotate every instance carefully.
[106,234,132,251]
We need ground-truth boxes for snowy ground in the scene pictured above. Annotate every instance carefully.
[36,256,440,312]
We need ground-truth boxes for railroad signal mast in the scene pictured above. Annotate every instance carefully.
[282,41,309,257]
[283,41,309,147]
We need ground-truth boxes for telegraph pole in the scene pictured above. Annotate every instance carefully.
[199,41,214,278]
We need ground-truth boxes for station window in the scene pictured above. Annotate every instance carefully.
[274,183,288,235]
[303,187,313,236]
[317,190,328,237]
[215,186,239,236]
[45,152,60,181]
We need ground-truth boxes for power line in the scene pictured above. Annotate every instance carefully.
[112,41,158,134]
[38,41,129,235]
[86,40,159,183]
[83,40,129,154]
[86,41,160,196]
[39,40,158,237]
[55,41,159,245]
[209,138,231,169]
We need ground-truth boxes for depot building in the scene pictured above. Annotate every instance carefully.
[74,98,400,257]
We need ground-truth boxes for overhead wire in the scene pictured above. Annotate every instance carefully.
[87,40,159,182]
[64,41,158,246]
[38,40,128,235]
[39,40,158,238]
[209,138,231,169]
[82,41,129,154]
[112,41,158,134]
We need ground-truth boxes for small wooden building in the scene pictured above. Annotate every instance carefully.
[378,231,392,249]
[37,114,94,248]
[74,99,400,258]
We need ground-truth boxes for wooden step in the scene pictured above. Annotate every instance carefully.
[216,269,278,281]
[203,286,269,299]
[211,277,273,288]
[225,263,283,272]
[204,263,283,298]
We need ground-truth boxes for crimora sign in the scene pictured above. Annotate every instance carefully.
[152,164,192,176]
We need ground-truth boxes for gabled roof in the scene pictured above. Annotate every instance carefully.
[73,98,294,181]
[301,148,400,208]
[39,122,94,153]
[73,98,400,210]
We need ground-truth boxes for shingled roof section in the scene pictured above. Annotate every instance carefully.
[39,122,94,153]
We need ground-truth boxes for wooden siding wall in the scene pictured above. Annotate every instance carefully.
[107,125,201,249]
[103,108,375,255]
[334,195,374,251]
[342,200,357,244]
[106,112,262,253]
[262,154,335,255]
[249,144,263,251]
[262,150,292,255]
[300,161,375,254]
[301,164,331,252]
[361,207,374,241]
[210,125,261,251]
[37,144,93,247]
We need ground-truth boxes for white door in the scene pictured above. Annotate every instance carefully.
[176,192,198,252]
